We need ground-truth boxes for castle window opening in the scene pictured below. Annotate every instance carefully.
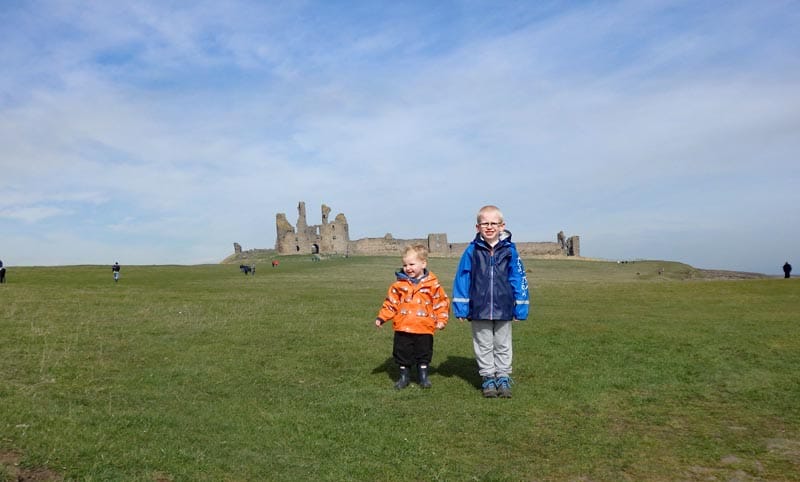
[312,244,319,254]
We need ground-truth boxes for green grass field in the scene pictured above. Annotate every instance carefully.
[1,257,798,481]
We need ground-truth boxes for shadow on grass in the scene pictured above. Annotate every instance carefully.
[370,355,479,388]
[371,357,396,381]
[435,356,481,389]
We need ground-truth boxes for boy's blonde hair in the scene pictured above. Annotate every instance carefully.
[402,244,429,261]
[476,205,505,224]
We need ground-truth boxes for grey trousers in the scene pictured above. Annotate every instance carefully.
[471,319,513,378]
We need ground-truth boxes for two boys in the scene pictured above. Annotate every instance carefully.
[375,205,530,397]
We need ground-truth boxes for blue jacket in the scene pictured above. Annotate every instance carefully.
[452,231,530,321]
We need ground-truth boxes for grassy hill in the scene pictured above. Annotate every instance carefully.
[1,257,797,480]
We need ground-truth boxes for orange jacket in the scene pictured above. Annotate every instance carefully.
[376,270,450,335]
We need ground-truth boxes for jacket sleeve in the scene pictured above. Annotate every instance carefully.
[509,246,530,320]
[432,283,450,325]
[451,246,473,319]
[376,283,399,323]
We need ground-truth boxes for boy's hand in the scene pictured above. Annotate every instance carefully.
[374,319,383,328]
[435,322,446,330]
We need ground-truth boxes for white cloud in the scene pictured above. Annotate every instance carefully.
[0,205,70,223]
[0,0,798,272]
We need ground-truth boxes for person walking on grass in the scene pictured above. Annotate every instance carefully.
[374,244,450,389]
[784,261,792,279]
[112,262,121,282]
[452,205,530,398]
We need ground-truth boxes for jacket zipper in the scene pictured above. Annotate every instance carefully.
[489,248,495,320]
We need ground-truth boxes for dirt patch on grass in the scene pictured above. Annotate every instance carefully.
[693,269,771,280]
[0,450,62,481]
[0,450,176,481]
[766,438,800,465]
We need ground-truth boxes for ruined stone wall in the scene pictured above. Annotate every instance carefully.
[348,237,577,258]
[567,236,580,256]
[516,242,564,257]
[320,213,349,254]
[427,233,449,254]
[349,235,429,256]
[275,213,297,254]
[270,201,580,258]
[446,242,471,257]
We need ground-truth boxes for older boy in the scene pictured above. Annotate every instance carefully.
[452,205,530,398]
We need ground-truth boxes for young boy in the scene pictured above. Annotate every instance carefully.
[452,205,530,398]
[375,245,449,389]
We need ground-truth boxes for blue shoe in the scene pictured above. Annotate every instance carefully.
[496,376,512,398]
[481,377,498,398]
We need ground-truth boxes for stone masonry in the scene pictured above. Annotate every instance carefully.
[276,202,351,255]
[271,201,580,258]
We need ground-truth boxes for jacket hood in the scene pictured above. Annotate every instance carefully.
[395,268,432,284]
[474,230,513,247]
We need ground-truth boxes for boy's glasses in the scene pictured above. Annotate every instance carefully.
[477,222,503,228]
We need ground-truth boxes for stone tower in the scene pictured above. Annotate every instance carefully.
[275,202,350,255]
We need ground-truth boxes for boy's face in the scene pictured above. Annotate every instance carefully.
[476,211,505,244]
[402,253,427,279]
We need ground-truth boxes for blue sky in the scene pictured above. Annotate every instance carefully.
[2,0,798,274]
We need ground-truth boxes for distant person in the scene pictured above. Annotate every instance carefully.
[374,245,449,389]
[112,262,121,282]
[784,261,792,279]
[0,259,5,284]
[452,205,530,398]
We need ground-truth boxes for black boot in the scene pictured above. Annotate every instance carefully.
[394,366,410,389]
[418,365,432,389]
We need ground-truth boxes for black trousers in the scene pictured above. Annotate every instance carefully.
[393,332,433,367]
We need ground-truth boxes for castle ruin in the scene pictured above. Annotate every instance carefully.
[272,201,580,258]
[276,202,350,255]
